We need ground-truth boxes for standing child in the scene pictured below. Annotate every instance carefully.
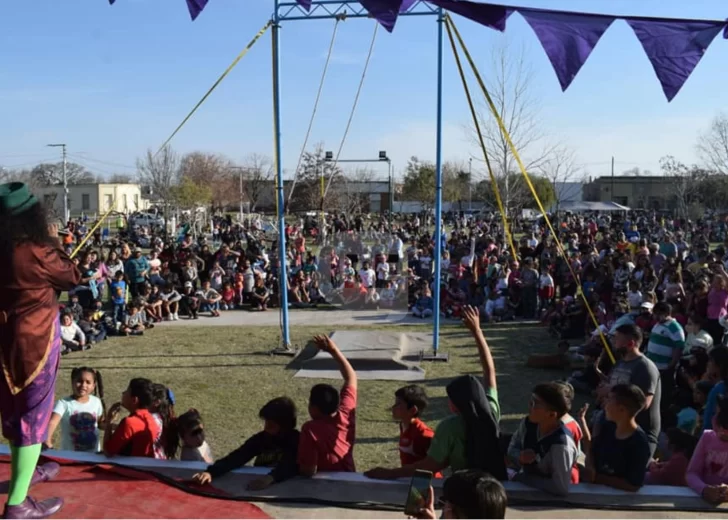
[46,367,105,452]
[103,378,159,458]
[391,385,435,469]
[538,267,554,313]
[687,394,728,504]
[176,409,214,463]
[192,397,299,491]
[627,281,643,312]
[109,270,127,327]
[298,335,358,476]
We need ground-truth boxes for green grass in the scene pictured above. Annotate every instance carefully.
[55,321,570,470]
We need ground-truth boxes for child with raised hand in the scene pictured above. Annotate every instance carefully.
[176,409,214,463]
[46,367,105,452]
[391,385,435,468]
[298,335,358,476]
[192,397,299,491]
[687,394,728,504]
[103,378,159,458]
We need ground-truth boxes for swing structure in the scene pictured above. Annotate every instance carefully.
[148,0,727,362]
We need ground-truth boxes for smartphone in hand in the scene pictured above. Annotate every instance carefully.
[404,469,433,516]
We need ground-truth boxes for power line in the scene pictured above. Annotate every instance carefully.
[67,153,137,170]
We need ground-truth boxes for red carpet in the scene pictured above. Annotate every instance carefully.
[0,457,270,519]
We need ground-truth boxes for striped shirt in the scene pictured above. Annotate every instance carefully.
[646,318,686,370]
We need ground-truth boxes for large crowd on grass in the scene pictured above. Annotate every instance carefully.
[51,209,728,515]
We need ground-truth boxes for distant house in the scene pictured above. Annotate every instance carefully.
[583,176,673,210]
[34,183,150,217]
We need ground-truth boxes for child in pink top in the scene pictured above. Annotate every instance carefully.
[686,395,728,504]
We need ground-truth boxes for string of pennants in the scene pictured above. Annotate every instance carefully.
[107,0,728,101]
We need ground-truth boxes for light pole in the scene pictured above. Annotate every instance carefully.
[230,166,245,223]
[47,143,68,223]
[379,151,392,229]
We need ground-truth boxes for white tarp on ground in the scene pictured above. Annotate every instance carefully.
[558,201,630,212]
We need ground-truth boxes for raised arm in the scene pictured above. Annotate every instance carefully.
[461,306,496,390]
[313,335,357,390]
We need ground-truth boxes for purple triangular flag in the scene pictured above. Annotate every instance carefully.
[359,0,405,32]
[427,0,510,31]
[627,19,724,101]
[296,0,312,11]
[400,0,417,13]
[108,0,115,4]
[185,0,209,20]
[519,10,614,91]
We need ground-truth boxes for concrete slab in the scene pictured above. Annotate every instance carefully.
[293,330,429,382]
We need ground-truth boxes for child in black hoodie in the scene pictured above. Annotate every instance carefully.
[191,397,299,491]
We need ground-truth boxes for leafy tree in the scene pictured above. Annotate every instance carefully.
[401,157,435,211]
[178,152,236,210]
[172,177,212,209]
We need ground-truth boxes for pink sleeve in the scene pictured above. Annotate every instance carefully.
[686,432,710,496]
[339,385,357,415]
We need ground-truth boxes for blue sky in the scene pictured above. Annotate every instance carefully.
[1,0,727,183]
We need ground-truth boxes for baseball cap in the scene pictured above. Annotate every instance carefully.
[184,281,193,288]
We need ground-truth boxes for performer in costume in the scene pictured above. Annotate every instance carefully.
[0,183,81,518]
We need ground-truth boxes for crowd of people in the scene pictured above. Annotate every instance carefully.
[13,199,728,517]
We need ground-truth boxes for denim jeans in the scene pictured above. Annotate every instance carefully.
[113,303,126,325]
[200,301,220,312]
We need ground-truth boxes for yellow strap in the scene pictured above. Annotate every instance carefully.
[157,20,273,154]
[70,203,117,259]
[444,17,517,261]
[447,16,616,365]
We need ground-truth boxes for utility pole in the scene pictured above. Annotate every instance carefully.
[47,143,68,223]
[611,155,615,203]
[468,157,473,211]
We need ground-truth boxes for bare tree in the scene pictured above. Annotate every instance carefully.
[136,146,179,221]
[660,156,703,218]
[30,162,95,186]
[178,152,236,210]
[538,146,580,212]
[340,167,376,214]
[697,112,728,174]
[470,41,555,217]
[241,153,274,211]
[108,173,134,183]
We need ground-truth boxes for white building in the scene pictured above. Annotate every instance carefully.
[34,183,150,217]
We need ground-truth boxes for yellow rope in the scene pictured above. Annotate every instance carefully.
[70,203,117,259]
[447,15,616,365]
[444,16,517,260]
[156,20,273,155]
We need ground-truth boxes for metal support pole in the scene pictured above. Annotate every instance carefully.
[239,168,244,223]
[468,157,472,212]
[423,7,447,361]
[388,159,393,228]
[272,0,291,350]
[62,144,68,223]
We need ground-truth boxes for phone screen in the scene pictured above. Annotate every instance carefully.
[404,470,433,516]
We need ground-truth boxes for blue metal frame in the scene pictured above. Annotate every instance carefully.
[271,0,445,354]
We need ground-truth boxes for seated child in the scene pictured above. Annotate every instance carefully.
[412,288,434,318]
[60,311,87,354]
[221,282,235,310]
[687,394,728,504]
[176,409,214,463]
[79,308,107,345]
[298,335,358,476]
[103,378,159,458]
[581,384,651,491]
[507,383,579,496]
[379,281,396,308]
[391,385,435,468]
[46,367,105,452]
[192,397,299,491]
[120,303,145,336]
[646,427,696,486]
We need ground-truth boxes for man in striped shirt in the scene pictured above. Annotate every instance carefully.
[646,302,685,415]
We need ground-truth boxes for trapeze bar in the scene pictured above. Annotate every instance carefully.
[277,0,438,21]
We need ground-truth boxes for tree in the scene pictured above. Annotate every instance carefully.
[470,41,555,217]
[240,153,274,211]
[401,157,436,212]
[30,162,95,186]
[136,146,179,223]
[287,144,344,212]
[697,112,728,174]
[538,146,580,212]
[340,167,376,214]
[172,177,212,209]
[660,156,724,217]
[178,152,236,210]
[108,173,133,183]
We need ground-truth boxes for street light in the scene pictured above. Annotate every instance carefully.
[469,157,473,212]
[47,143,68,223]
[379,151,393,227]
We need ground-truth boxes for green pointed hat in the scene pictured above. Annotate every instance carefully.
[0,182,38,215]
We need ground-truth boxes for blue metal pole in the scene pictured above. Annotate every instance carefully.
[432,7,444,354]
[273,0,291,347]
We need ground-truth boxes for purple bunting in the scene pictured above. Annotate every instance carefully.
[296,0,312,11]
[520,10,614,91]
[400,0,418,13]
[627,19,724,101]
[185,0,209,20]
[427,0,510,31]
[359,0,405,32]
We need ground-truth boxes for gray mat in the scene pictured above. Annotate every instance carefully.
[291,330,429,382]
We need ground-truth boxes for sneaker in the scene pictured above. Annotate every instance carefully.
[173,313,179,321]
